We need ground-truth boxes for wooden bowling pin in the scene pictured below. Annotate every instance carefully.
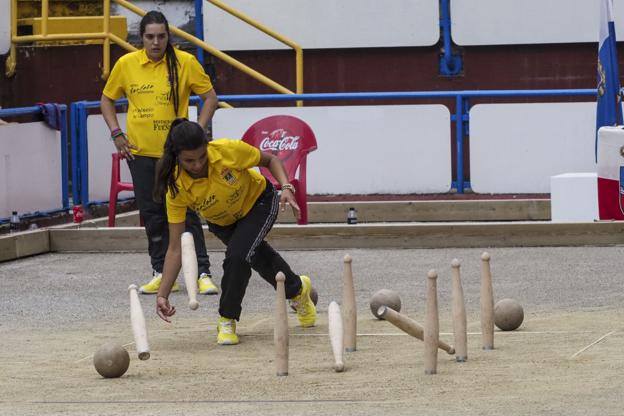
[424,269,439,375]
[181,232,199,310]
[451,258,468,362]
[377,305,454,355]
[480,252,495,350]
[274,272,289,376]
[342,254,357,352]
[128,284,150,360]
[327,301,345,372]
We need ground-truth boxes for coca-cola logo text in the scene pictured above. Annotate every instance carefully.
[259,129,300,152]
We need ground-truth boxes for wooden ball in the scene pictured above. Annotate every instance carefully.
[494,298,524,331]
[93,342,130,378]
[310,286,318,306]
[370,289,402,319]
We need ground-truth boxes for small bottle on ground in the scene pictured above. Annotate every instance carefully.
[347,207,358,224]
[9,211,20,233]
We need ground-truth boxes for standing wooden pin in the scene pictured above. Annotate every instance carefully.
[342,254,357,352]
[128,284,150,360]
[424,269,439,375]
[451,258,468,362]
[480,252,495,350]
[274,272,289,376]
[181,232,199,310]
[327,301,345,372]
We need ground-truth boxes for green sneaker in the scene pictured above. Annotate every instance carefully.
[198,273,219,295]
[138,272,179,294]
[288,275,317,327]
[217,317,240,345]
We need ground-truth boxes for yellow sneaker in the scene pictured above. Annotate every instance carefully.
[288,275,317,327]
[198,273,219,295]
[217,317,239,345]
[138,272,179,294]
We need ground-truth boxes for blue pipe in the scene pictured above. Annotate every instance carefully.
[70,102,81,205]
[0,106,40,116]
[194,0,205,65]
[439,0,462,76]
[79,103,89,206]
[72,88,599,199]
[59,105,69,209]
[75,89,596,109]
[455,95,464,193]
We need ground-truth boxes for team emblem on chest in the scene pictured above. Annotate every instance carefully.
[221,168,236,185]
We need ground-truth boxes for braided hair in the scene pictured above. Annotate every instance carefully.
[140,11,180,116]
[153,118,209,202]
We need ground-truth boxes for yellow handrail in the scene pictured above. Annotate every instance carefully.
[114,0,299,99]
[41,0,48,36]
[5,0,302,109]
[103,0,111,79]
[5,0,17,77]
[206,0,304,103]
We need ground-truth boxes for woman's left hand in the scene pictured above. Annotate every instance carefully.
[280,188,301,220]
[156,296,176,323]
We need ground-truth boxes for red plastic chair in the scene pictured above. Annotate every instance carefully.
[242,115,318,225]
[108,153,135,227]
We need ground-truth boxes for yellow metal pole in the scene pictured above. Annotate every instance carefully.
[41,0,49,37]
[207,0,299,48]
[170,26,295,95]
[13,33,108,43]
[207,0,304,104]
[295,48,303,106]
[5,0,17,77]
[107,33,137,52]
[102,0,111,80]
[113,0,295,95]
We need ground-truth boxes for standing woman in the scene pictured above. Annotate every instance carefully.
[101,11,218,295]
[154,119,316,345]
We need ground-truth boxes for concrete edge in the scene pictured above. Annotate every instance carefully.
[0,229,51,262]
[47,221,624,252]
[85,199,551,227]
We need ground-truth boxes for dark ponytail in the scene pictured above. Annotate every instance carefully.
[140,11,180,116]
[153,118,209,202]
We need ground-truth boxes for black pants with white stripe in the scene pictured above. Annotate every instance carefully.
[208,182,302,320]
[127,155,211,276]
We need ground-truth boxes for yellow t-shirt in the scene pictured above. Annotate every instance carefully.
[166,139,267,226]
[102,48,213,158]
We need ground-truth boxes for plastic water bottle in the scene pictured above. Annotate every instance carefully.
[347,207,358,224]
[9,211,20,233]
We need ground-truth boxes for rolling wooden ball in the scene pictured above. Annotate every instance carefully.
[494,298,524,331]
[93,342,130,378]
[370,289,402,319]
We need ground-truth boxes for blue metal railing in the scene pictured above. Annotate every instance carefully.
[194,0,205,65]
[439,0,462,76]
[0,104,70,222]
[70,89,596,204]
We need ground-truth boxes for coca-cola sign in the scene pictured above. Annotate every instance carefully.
[259,128,300,152]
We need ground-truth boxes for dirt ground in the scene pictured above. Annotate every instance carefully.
[1,248,624,415]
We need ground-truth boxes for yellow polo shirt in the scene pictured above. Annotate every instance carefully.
[166,139,267,226]
[102,48,213,158]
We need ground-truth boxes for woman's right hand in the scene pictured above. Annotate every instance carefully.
[113,134,137,160]
[156,296,176,323]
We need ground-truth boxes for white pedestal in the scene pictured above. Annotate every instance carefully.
[550,172,598,222]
